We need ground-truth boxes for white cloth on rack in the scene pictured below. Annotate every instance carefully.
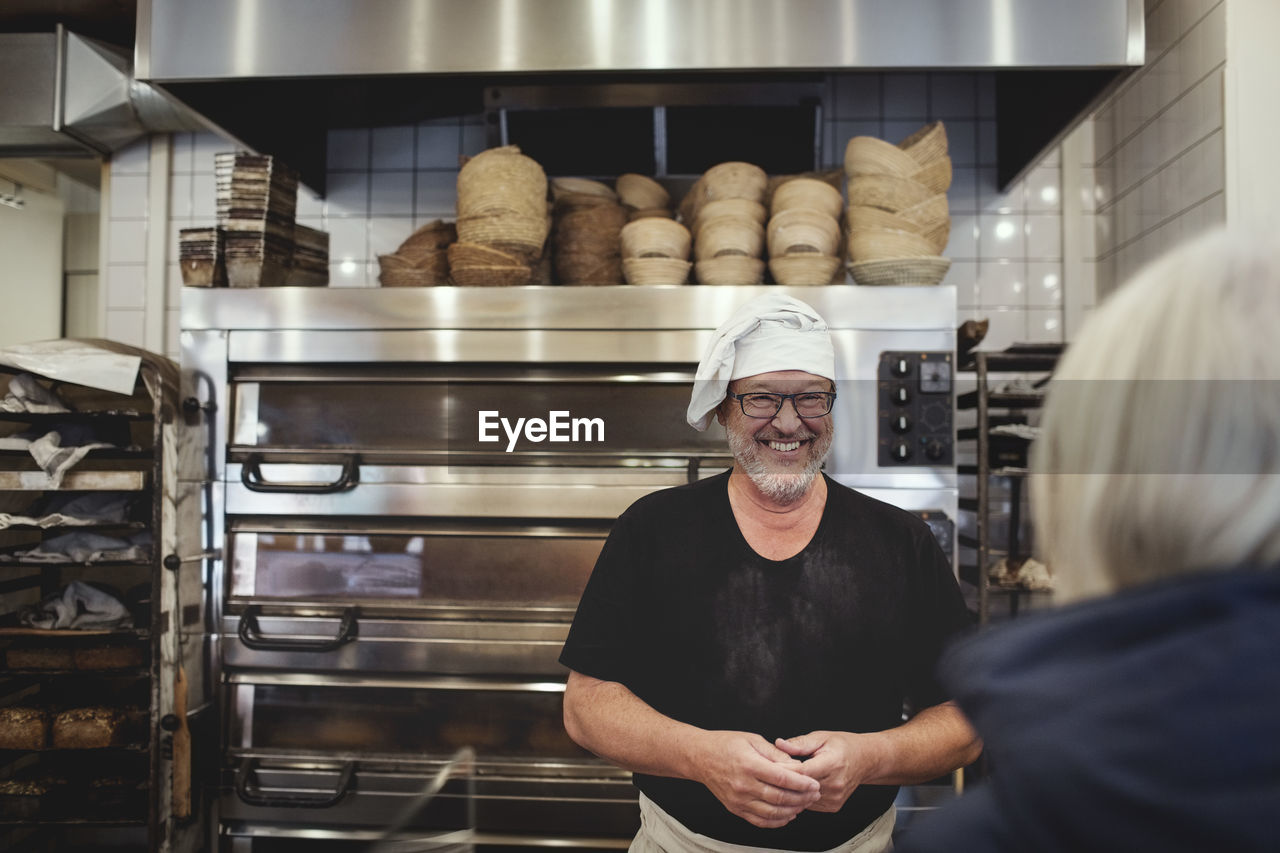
[19,580,134,630]
[0,373,71,413]
[10,530,151,565]
[0,493,133,530]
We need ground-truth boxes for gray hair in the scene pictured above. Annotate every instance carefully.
[1031,228,1280,602]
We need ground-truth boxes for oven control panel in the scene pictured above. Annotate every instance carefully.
[877,351,953,467]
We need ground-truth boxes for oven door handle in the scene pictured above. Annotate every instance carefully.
[240,453,361,493]
[237,605,360,652]
[234,758,356,809]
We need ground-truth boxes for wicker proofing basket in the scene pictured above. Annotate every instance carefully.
[843,136,921,178]
[770,178,844,220]
[629,207,675,221]
[695,256,765,285]
[695,198,768,228]
[448,242,527,269]
[846,174,935,214]
[896,121,949,167]
[921,219,951,255]
[620,218,691,260]
[694,215,765,260]
[550,177,617,201]
[846,228,937,262]
[768,254,843,286]
[848,256,951,286]
[702,161,768,203]
[909,157,953,194]
[623,256,692,285]
[615,174,670,210]
[449,264,534,287]
[767,208,841,257]
[845,205,923,235]
[897,193,950,229]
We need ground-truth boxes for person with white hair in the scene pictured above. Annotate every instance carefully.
[896,227,1280,852]
[560,293,981,852]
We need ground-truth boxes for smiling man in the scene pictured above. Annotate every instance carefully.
[560,293,980,853]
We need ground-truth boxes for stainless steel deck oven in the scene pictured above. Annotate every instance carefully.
[180,285,957,851]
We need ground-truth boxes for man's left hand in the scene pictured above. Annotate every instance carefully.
[775,731,882,813]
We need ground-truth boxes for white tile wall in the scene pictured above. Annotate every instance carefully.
[1090,0,1227,298]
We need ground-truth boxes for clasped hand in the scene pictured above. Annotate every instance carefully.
[697,730,872,828]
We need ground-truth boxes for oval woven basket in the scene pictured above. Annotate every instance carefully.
[844,136,921,178]
[616,173,670,210]
[771,178,844,220]
[449,264,533,288]
[695,256,765,285]
[623,256,692,285]
[767,208,841,257]
[896,121,949,167]
[909,157,953,194]
[703,161,768,203]
[694,215,765,261]
[621,218,692,260]
[769,254,843,286]
[845,205,921,235]
[846,174,935,213]
[848,256,951,287]
[846,228,937,263]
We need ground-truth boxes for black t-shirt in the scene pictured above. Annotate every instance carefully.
[559,471,971,851]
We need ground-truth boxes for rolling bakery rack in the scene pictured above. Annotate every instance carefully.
[956,344,1063,624]
[0,346,210,853]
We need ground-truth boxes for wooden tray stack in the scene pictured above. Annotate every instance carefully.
[177,227,225,287]
[286,224,329,287]
[215,152,299,287]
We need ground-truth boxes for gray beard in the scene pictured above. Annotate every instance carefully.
[727,426,833,506]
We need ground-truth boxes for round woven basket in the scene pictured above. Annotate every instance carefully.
[620,218,691,260]
[623,256,692,285]
[847,228,937,263]
[770,178,844,220]
[399,219,458,252]
[896,122,949,167]
[846,174,935,213]
[845,205,921,235]
[695,256,765,285]
[556,252,624,286]
[379,267,441,287]
[694,215,765,261]
[449,264,534,288]
[767,209,841,257]
[448,242,526,269]
[456,213,548,261]
[848,256,951,287]
[768,254,843,286]
[844,136,921,178]
[921,219,951,254]
[897,193,950,229]
[615,174,670,210]
[377,253,414,271]
[909,157,953,194]
[696,198,767,229]
[553,192,621,215]
[550,177,616,201]
[703,161,768,203]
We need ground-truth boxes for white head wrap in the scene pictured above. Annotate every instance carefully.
[686,293,836,431]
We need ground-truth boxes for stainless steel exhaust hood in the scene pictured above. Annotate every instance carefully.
[0,25,206,159]
[135,0,1143,192]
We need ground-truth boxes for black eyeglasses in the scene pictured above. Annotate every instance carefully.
[728,391,837,419]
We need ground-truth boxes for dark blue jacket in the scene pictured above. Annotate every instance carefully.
[898,568,1280,852]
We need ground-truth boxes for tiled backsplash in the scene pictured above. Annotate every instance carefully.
[107,71,1067,358]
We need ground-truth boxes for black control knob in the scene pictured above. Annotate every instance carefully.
[891,413,912,434]
[925,439,946,461]
[891,356,912,377]
[160,714,180,732]
[891,384,911,405]
[891,440,913,463]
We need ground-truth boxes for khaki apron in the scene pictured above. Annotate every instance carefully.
[629,793,895,853]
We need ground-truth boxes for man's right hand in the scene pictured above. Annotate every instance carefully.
[692,731,822,828]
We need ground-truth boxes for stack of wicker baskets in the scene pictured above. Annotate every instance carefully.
[844,121,952,286]
[766,177,844,285]
[681,162,769,285]
[550,178,629,285]
[450,145,549,287]
[378,220,456,286]
[620,217,692,285]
